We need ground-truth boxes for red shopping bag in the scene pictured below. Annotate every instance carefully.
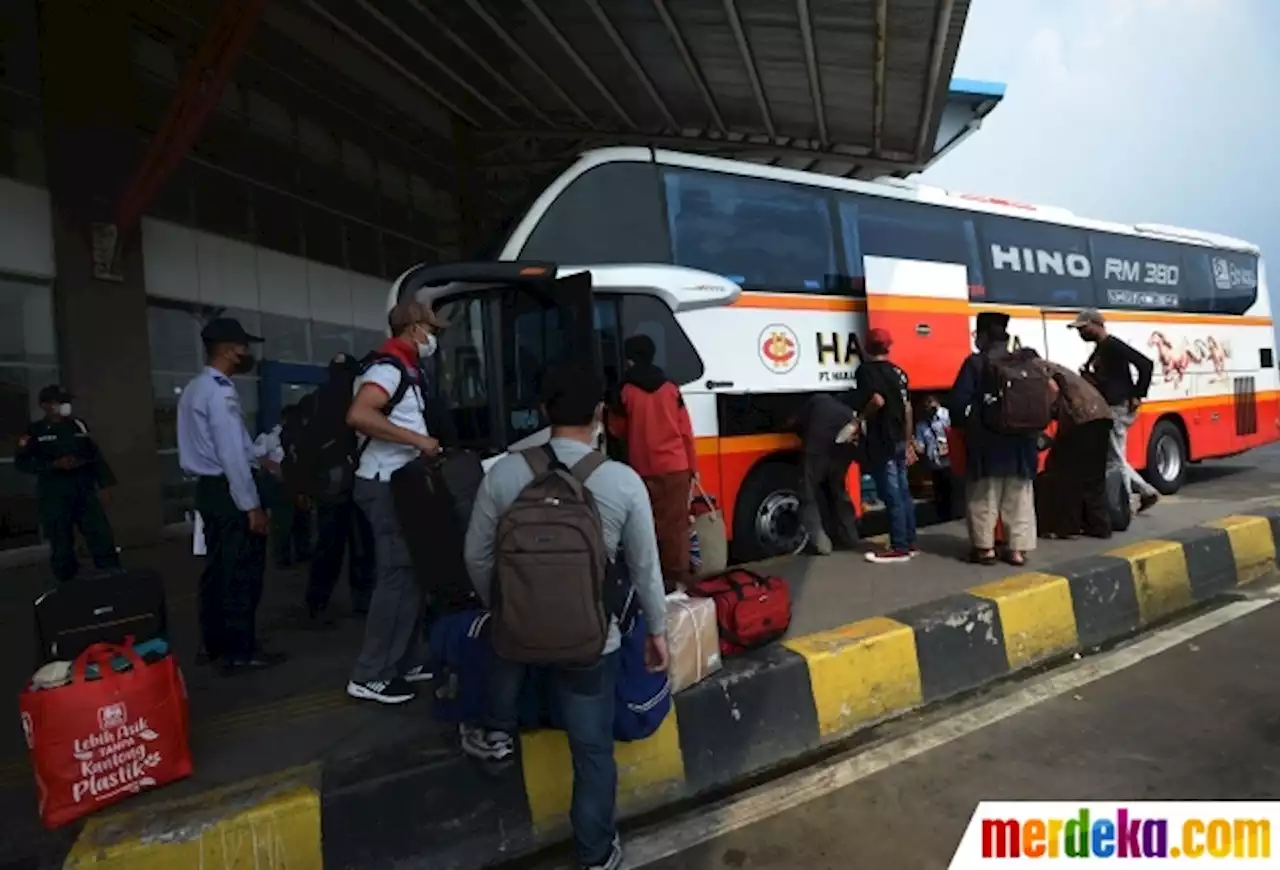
[18,640,192,828]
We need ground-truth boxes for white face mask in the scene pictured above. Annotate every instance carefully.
[417,331,437,359]
[57,403,72,417]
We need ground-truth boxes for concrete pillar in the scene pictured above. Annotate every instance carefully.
[39,0,163,544]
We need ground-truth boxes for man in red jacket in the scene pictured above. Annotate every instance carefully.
[608,335,698,593]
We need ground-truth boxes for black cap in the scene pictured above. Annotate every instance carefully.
[37,384,71,404]
[200,317,263,345]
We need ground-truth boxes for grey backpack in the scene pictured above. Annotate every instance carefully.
[491,445,609,665]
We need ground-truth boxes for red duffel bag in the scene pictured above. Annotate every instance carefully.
[19,640,192,828]
[689,568,792,657]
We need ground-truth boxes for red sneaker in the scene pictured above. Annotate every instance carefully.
[865,548,913,564]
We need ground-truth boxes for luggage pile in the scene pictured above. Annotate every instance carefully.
[21,569,191,828]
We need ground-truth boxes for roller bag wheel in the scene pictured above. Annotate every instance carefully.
[33,568,168,666]
[1106,468,1132,532]
[390,450,484,613]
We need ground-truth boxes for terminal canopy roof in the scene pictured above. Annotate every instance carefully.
[136,0,1001,252]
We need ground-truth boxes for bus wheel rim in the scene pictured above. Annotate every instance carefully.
[755,490,806,552]
[1156,433,1182,482]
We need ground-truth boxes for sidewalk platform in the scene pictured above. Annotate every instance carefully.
[5,457,1279,868]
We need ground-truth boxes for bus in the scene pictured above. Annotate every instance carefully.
[389,147,1275,560]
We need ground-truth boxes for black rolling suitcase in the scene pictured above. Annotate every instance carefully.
[33,567,168,664]
[390,449,485,613]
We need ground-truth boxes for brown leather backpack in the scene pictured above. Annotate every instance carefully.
[491,445,610,665]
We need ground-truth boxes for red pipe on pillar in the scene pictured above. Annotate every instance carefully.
[113,0,266,238]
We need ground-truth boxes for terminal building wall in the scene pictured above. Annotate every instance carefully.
[0,1,452,552]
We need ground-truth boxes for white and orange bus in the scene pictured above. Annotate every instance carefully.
[390,147,1275,560]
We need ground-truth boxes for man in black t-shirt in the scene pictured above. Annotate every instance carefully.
[1070,309,1160,512]
[851,328,917,564]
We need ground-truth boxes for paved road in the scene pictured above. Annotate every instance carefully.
[645,591,1280,870]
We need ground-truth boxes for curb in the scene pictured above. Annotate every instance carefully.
[54,507,1280,869]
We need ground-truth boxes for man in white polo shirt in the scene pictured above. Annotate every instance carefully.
[345,299,447,704]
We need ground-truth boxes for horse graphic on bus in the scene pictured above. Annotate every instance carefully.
[1148,330,1231,387]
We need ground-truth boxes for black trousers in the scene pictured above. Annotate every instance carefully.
[39,479,119,582]
[931,469,955,522]
[196,475,267,660]
[1038,419,1113,538]
[306,498,375,615]
[265,475,311,565]
[799,451,861,548]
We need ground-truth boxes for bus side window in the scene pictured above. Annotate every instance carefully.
[663,168,839,294]
[594,298,623,389]
[1089,233,1184,313]
[1179,251,1215,313]
[840,196,979,290]
[977,215,1096,308]
[1205,251,1260,315]
[618,294,705,386]
[519,162,668,264]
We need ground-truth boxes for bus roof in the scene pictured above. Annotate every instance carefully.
[552,147,1259,256]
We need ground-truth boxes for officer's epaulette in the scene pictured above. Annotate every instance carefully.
[213,373,232,386]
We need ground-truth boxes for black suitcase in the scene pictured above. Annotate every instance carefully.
[1106,468,1132,533]
[33,567,168,664]
[390,449,485,612]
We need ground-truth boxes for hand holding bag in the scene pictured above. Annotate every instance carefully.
[690,479,727,578]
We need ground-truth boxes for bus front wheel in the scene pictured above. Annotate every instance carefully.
[732,462,808,562]
[1145,419,1187,495]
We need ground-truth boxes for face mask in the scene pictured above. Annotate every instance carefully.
[57,403,72,418]
[417,332,438,359]
[233,352,256,375]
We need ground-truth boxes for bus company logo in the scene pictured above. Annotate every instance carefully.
[1212,256,1257,291]
[759,325,799,373]
[1212,256,1232,290]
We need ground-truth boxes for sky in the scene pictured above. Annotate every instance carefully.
[923,0,1280,284]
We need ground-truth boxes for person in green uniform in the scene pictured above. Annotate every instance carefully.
[16,385,120,582]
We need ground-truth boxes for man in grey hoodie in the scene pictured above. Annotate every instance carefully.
[461,364,668,870]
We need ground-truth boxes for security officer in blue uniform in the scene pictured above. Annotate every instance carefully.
[178,317,287,675]
[16,385,121,582]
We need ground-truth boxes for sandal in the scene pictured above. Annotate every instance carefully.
[1005,551,1027,567]
[969,549,998,566]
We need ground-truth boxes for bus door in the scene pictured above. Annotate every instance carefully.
[863,256,973,391]
[401,262,600,458]
[497,270,600,452]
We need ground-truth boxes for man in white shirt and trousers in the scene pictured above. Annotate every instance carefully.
[344,300,448,704]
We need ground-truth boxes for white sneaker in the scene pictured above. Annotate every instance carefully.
[584,834,623,870]
[346,678,416,705]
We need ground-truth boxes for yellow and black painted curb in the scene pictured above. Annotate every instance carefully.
[57,508,1280,870]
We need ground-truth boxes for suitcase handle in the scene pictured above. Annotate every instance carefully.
[72,637,145,685]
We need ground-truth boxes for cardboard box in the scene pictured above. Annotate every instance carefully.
[665,593,721,693]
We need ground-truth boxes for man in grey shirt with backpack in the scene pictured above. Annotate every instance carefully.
[462,364,669,870]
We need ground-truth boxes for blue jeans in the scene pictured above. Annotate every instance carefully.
[869,445,917,551]
[486,652,620,866]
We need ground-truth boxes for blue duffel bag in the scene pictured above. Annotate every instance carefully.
[428,609,670,742]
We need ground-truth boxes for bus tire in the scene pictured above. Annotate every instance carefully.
[1145,418,1187,495]
[732,461,807,563]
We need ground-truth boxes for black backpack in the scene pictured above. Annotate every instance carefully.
[980,349,1056,435]
[288,353,414,499]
